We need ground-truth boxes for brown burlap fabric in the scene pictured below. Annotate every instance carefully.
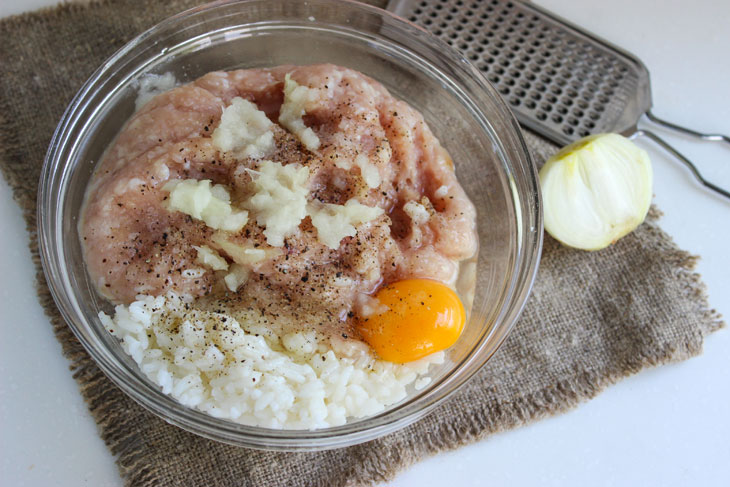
[0,1,724,486]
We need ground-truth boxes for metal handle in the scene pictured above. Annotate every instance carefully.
[645,110,730,145]
[629,113,730,201]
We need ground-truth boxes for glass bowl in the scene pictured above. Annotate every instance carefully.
[38,0,542,450]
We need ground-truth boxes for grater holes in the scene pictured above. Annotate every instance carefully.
[536,111,547,121]
[403,0,643,141]
[579,129,591,137]
[551,114,563,124]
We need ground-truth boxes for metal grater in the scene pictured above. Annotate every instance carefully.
[387,0,730,199]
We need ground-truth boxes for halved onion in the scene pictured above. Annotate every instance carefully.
[539,133,653,250]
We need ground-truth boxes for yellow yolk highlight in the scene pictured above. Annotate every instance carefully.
[357,279,466,363]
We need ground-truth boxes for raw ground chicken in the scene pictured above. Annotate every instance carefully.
[82,64,477,428]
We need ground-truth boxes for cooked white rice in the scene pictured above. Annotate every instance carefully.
[99,293,443,429]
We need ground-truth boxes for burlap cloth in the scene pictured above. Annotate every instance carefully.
[0,0,724,485]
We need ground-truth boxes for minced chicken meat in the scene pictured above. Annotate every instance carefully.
[81,64,477,341]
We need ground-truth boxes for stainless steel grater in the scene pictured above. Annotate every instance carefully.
[387,0,730,199]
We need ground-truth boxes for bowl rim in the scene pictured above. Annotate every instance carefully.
[38,0,543,450]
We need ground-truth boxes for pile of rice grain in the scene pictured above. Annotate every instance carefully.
[99,293,443,429]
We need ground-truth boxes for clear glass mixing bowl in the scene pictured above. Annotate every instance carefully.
[38,0,542,450]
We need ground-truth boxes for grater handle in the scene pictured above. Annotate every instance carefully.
[645,110,730,145]
[630,128,730,201]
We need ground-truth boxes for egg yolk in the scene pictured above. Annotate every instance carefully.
[356,279,466,363]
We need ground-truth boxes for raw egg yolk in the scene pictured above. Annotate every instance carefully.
[357,279,466,363]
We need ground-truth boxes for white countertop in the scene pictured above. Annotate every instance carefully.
[1,1,728,485]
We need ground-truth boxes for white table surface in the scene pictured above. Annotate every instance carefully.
[2,0,729,485]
